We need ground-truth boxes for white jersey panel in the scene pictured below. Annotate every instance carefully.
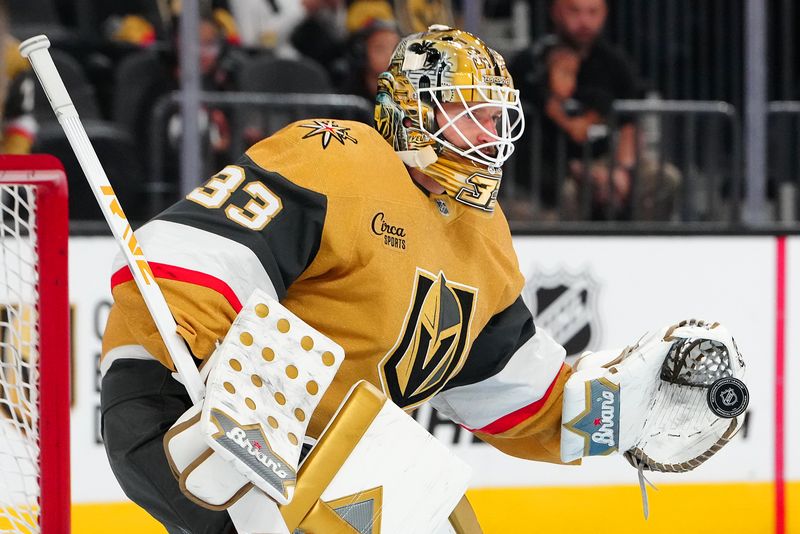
[430,329,565,429]
[111,219,276,304]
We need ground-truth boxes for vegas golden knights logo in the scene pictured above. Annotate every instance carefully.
[379,268,477,409]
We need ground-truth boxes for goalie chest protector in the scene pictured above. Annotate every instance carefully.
[106,119,526,439]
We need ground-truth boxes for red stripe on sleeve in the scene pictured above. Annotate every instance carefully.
[110,262,243,312]
[470,364,565,435]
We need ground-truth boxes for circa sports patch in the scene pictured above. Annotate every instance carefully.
[707,377,749,418]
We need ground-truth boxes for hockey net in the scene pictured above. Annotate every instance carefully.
[0,156,69,533]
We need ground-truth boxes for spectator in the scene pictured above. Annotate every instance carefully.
[338,17,401,101]
[127,9,241,189]
[290,0,349,70]
[541,44,604,144]
[101,1,240,48]
[394,0,454,34]
[345,0,395,34]
[2,66,38,155]
[0,1,36,154]
[510,0,679,220]
[227,0,305,50]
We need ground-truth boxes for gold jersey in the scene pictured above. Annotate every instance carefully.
[102,119,572,463]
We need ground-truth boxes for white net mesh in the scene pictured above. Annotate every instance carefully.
[0,183,41,533]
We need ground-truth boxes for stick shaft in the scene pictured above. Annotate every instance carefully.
[20,35,205,403]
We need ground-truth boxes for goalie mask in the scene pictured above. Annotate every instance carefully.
[374,25,525,212]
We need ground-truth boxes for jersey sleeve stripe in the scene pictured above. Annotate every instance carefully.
[467,363,565,435]
[430,328,566,430]
[111,219,277,307]
[111,262,243,312]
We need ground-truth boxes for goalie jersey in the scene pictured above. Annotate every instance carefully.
[102,119,572,463]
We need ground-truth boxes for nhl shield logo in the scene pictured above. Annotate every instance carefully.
[379,268,477,410]
[522,269,601,358]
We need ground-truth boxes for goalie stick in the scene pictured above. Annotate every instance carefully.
[18,35,205,403]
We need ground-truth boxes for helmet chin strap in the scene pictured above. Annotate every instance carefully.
[399,146,503,211]
[397,147,459,196]
[397,146,438,168]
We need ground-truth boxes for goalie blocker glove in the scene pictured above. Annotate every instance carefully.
[560,319,748,473]
[164,288,344,508]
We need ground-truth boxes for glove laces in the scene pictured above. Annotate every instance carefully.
[631,454,658,519]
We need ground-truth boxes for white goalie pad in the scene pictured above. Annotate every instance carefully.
[221,381,473,533]
[561,319,748,472]
[317,395,470,533]
[276,381,473,534]
[165,288,344,507]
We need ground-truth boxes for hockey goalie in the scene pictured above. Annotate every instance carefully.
[97,26,749,534]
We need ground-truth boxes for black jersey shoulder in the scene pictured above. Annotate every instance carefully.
[155,154,327,298]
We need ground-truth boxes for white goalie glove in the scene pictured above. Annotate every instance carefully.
[164,289,344,509]
[561,319,749,473]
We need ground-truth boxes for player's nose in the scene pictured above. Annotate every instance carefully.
[482,113,500,136]
[476,123,498,145]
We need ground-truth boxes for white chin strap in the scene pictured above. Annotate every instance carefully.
[397,146,438,169]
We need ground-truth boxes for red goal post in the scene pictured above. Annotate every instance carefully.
[0,155,69,533]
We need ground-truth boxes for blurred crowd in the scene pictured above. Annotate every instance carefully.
[0,0,411,219]
[507,0,680,222]
[0,0,792,223]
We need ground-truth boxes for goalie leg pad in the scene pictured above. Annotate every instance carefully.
[281,381,472,534]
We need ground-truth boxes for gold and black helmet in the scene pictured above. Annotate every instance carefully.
[374,25,525,212]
